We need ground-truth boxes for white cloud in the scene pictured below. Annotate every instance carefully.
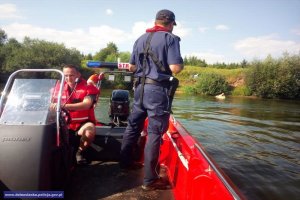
[198,26,209,33]
[185,52,234,64]
[0,3,22,19]
[291,27,300,36]
[131,21,152,38]
[106,9,113,16]
[3,23,132,54]
[130,21,190,39]
[234,35,300,59]
[173,22,191,38]
[2,20,192,55]
[215,24,229,31]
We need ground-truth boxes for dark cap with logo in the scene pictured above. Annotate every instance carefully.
[155,9,177,25]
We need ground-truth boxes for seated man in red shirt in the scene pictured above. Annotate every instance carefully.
[60,64,99,165]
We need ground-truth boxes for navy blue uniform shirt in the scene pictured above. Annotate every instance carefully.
[130,31,183,82]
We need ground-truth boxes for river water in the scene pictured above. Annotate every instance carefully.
[95,91,300,200]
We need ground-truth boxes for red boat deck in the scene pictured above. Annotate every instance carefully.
[65,161,174,200]
[64,117,243,200]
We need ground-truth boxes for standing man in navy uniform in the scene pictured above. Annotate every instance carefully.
[120,9,184,190]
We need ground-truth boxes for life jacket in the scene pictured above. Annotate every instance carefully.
[87,74,99,86]
[61,79,99,131]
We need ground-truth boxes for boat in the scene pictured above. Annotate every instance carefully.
[0,67,244,200]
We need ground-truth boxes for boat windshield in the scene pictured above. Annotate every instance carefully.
[0,79,58,125]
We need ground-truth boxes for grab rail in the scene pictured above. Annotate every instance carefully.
[166,131,189,170]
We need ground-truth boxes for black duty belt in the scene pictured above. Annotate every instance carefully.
[134,77,170,88]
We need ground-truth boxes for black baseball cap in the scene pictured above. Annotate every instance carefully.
[155,9,177,25]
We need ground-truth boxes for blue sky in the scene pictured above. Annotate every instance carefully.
[1,0,300,64]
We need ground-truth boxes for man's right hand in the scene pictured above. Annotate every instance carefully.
[170,64,184,74]
[50,103,57,111]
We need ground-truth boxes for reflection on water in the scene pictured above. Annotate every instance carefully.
[172,94,300,200]
[95,90,300,200]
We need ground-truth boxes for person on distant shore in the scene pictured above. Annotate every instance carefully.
[55,64,99,165]
[120,9,184,191]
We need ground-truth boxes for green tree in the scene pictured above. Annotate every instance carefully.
[184,56,207,67]
[93,42,119,62]
[118,51,131,62]
[241,59,248,68]
[85,53,93,60]
[0,29,7,46]
[105,54,117,62]
[0,29,8,71]
[3,37,82,73]
[246,53,300,99]
[195,73,229,95]
[1,38,22,73]
[209,62,241,69]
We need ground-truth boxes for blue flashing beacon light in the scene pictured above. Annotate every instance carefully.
[86,61,101,68]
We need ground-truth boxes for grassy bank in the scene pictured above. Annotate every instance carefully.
[176,66,249,96]
[177,53,300,99]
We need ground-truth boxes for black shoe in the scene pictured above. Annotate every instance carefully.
[141,177,171,191]
[76,150,88,165]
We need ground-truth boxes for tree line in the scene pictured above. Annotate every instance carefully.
[1,28,299,99]
[0,29,130,80]
[180,53,300,99]
[183,56,249,69]
[0,28,246,78]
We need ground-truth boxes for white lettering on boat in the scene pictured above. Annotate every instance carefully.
[2,137,31,142]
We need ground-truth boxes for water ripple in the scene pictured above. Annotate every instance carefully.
[173,95,300,200]
[95,92,300,200]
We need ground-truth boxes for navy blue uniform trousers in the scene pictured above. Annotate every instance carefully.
[120,83,170,185]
